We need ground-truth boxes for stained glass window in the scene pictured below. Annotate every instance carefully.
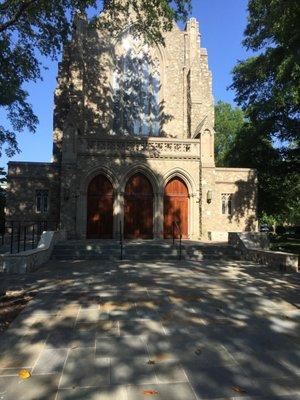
[113,33,161,136]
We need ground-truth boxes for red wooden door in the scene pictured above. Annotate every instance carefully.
[164,177,189,239]
[124,173,154,239]
[87,175,114,239]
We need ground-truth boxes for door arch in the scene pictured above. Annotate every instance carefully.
[87,175,114,239]
[124,173,154,239]
[164,177,189,239]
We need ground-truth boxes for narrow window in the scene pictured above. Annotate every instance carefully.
[227,195,232,215]
[221,194,226,215]
[36,191,42,213]
[36,190,49,213]
[221,194,233,215]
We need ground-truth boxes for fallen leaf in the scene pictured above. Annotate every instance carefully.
[195,347,202,356]
[232,386,246,394]
[18,369,31,380]
[155,353,170,361]
[143,390,159,396]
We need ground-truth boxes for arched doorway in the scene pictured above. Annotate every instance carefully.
[164,177,189,239]
[87,175,114,239]
[124,173,154,239]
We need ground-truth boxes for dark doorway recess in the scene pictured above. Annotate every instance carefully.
[87,175,114,239]
[124,173,154,239]
[164,177,189,239]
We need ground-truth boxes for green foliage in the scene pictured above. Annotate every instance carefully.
[231,0,300,151]
[215,101,300,224]
[259,212,277,228]
[0,0,192,157]
[214,101,245,166]
[225,122,300,224]
[100,0,192,44]
[229,0,300,224]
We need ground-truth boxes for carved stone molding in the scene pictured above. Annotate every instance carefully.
[78,137,201,159]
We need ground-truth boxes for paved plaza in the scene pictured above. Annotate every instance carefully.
[0,258,299,399]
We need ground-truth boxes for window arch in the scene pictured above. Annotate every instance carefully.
[113,32,161,136]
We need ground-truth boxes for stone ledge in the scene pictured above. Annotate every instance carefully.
[229,232,298,273]
[0,230,66,274]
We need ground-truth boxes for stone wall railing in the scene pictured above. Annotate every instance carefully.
[78,137,201,159]
[0,230,66,274]
[229,232,298,273]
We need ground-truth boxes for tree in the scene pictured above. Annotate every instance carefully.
[231,0,300,157]
[215,100,300,223]
[0,0,191,157]
[214,101,245,166]
[224,121,300,223]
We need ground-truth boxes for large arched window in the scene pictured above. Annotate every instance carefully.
[113,33,160,136]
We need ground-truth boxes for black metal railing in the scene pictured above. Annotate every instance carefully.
[4,220,59,254]
[172,220,182,260]
[119,221,123,261]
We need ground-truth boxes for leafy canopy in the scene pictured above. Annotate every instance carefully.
[231,0,300,150]
[214,101,245,167]
[0,0,192,157]
[215,101,300,224]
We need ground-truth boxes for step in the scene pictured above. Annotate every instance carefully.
[51,240,239,261]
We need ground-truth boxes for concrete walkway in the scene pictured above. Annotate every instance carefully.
[0,258,299,399]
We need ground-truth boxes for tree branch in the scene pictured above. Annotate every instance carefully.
[0,0,12,12]
[0,0,38,33]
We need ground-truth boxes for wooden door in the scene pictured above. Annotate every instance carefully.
[164,177,189,239]
[124,173,154,239]
[87,175,114,239]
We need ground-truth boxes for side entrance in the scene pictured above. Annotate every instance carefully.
[164,177,189,239]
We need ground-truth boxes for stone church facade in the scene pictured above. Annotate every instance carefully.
[6,11,257,241]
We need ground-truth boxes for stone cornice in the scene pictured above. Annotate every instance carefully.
[77,136,201,159]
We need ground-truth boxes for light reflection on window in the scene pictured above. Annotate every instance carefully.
[113,33,161,137]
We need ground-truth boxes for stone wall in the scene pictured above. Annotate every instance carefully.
[52,13,215,161]
[6,162,61,226]
[229,232,298,273]
[201,167,258,240]
[1,230,66,274]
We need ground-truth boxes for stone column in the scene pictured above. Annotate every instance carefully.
[154,192,164,239]
[114,191,124,239]
[76,189,86,239]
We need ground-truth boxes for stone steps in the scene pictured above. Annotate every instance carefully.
[51,240,240,261]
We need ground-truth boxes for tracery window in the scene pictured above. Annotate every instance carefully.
[36,190,49,213]
[221,194,233,215]
[113,33,161,136]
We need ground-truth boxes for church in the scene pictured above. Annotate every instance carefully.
[6,10,257,242]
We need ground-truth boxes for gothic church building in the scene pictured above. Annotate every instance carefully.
[6,11,257,241]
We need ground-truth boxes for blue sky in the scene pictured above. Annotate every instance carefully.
[0,0,249,168]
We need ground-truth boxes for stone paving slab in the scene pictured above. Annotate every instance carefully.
[0,258,299,399]
[59,349,110,389]
[56,385,127,400]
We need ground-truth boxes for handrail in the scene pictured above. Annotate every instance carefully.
[5,220,59,254]
[172,220,182,260]
[119,221,123,261]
